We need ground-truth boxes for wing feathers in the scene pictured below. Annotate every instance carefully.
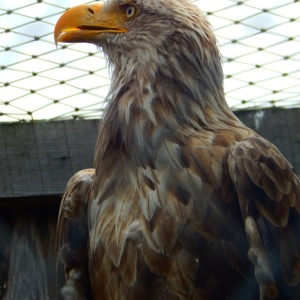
[56,169,95,300]
[229,136,300,289]
[229,137,300,222]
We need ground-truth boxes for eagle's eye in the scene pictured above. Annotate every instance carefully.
[124,4,137,19]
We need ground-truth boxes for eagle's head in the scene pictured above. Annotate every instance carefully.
[55,0,232,139]
[54,0,218,67]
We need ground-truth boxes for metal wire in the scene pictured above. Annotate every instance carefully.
[0,0,299,122]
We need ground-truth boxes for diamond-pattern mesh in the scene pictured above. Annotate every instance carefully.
[0,0,299,122]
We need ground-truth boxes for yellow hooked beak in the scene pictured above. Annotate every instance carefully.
[54,2,128,45]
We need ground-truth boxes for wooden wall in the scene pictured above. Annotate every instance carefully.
[0,203,58,300]
[1,108,300,199]
[0,120,98,199]
[0,108,299,299]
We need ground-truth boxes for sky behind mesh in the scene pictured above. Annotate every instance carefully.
[0,0,299,122]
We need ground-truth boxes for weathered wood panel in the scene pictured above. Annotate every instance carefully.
[0,120,98,199]
[0,205,59,300]
[0,108,299,200]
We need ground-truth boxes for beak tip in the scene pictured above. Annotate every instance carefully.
[54,36,59,47]
[54,27,60,46]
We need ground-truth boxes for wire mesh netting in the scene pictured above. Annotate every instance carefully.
[1,0,300,122]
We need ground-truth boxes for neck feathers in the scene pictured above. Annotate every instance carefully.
[96,19,238,163]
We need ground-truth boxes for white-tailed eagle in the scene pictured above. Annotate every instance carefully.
[54,0,300,299]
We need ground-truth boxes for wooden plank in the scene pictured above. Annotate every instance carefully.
[0,108,299,200]
[0,206,59,300]
[0,123,42,197]
[0,120,98,200]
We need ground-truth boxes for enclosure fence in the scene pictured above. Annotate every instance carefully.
[0,0,299,122]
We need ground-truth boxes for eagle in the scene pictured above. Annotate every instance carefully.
[54,0,300,299]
